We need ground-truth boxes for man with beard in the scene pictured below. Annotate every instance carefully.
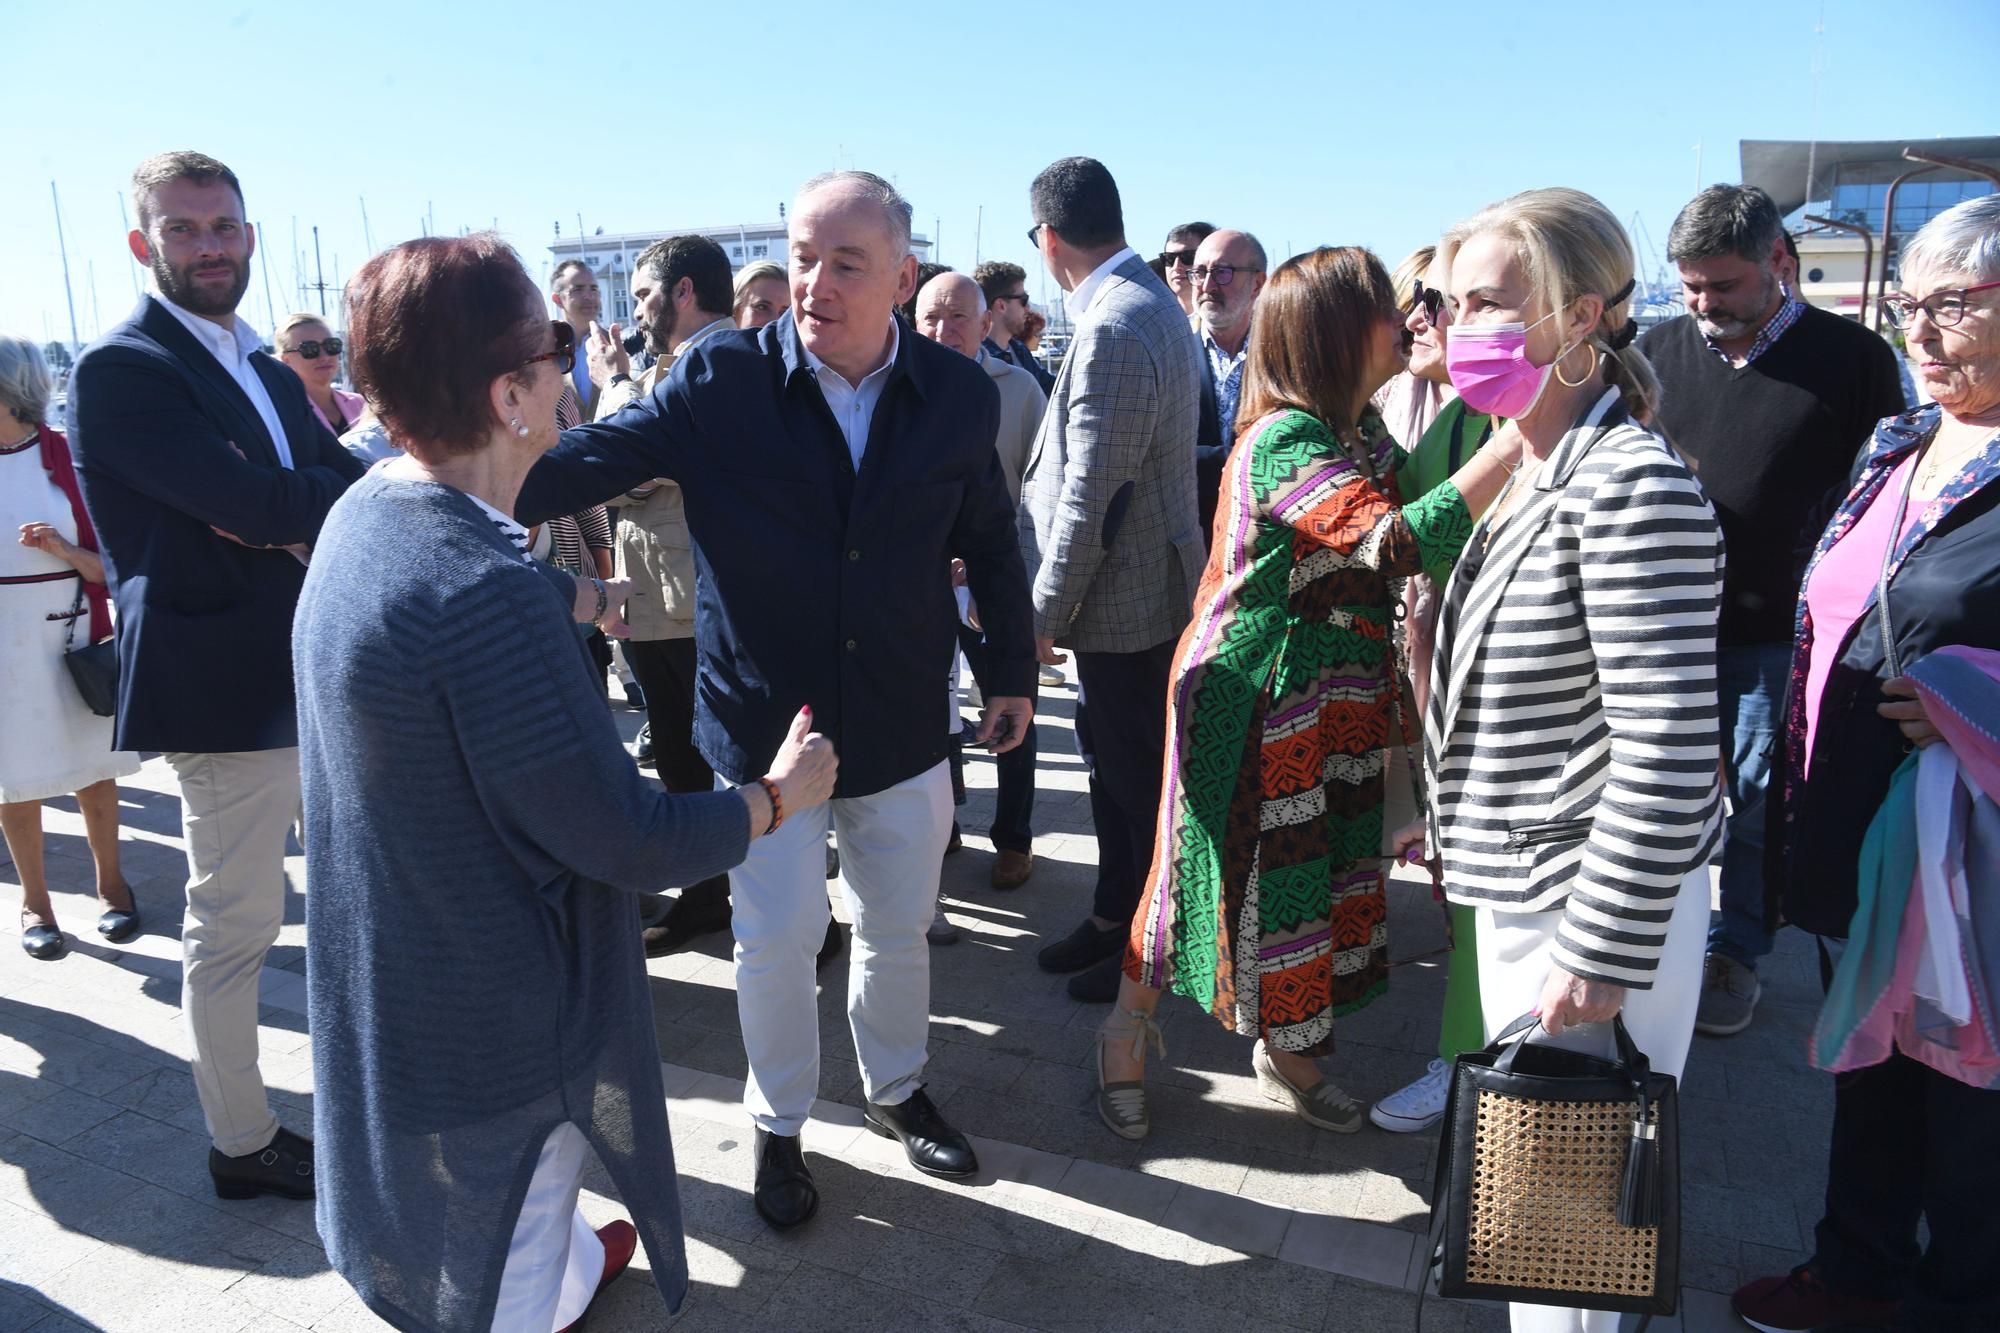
[1640,183,1905,1038]
[585,235,827,961]
[971,260,1057,395]
[65,151,365,1199]
[1189,228,1266,538]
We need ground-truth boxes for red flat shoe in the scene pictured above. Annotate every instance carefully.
[555,1219,638,1333]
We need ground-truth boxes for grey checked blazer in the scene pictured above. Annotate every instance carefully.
[1017,253,1204,654]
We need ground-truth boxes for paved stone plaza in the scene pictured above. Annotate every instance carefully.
[0,684,1825,1331]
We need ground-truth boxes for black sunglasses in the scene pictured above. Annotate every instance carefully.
[1411,280,1448,325]
[284,337,343,359]
[995,292,1031,306]
[1026,223,1044,248]
[520,320,577,376]
[1158,250,1197,270]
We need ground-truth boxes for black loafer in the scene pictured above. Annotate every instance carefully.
[1036,918,1126,974]
[1067,953,1123,1003]
[21,920,64,961]
[641,882,732,957]
[753,1129,817,1230]
[863,1089,978,1179]
[210,1126,314,1201]
[97,904,143,944]
[816,918,845,974]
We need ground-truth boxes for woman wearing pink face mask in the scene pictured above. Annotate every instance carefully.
[1389,188,1725,1333]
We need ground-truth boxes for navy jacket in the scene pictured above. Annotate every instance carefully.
[66,296,366,754]
[517,313,1035,798]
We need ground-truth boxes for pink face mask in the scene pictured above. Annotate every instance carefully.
[1444,309,1566,419]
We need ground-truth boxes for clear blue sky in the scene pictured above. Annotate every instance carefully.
[9,0,1999,348]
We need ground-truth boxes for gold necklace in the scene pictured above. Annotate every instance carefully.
[1916,430,1993,492]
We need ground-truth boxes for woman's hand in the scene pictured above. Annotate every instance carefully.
[1387,818,1427,865]
[765,706,837,818]
[572,576,635,636]
[1878,677,1944,749]
[20,521,76,562]
[1534,963,1625,1035]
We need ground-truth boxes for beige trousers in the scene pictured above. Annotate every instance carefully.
[166,748,302,1157]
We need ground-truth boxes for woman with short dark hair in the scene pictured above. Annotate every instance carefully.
[297,233,836,1332]
[1093,246,1525,1140]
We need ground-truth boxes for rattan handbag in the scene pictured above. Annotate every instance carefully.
[1424,1012,1680,1323]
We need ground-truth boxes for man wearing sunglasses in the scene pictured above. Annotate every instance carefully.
[1158,221,1215,323]
[1640,183,1905,1040]
[66,151,366,1202]
[973,261,1057,395]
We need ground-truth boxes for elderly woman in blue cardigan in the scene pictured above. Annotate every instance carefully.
[295,234,835,1333]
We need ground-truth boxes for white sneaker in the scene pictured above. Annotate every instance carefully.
[1038,665,1067,688]
[927,904,961,945]
[1369,1057,1452,1132]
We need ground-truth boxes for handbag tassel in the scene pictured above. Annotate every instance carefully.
[1618,1101,1661,1228]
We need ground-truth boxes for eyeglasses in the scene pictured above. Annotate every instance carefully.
[283,337,343,359]
[1026,223,1044,248]
[1158,251,1197,271]
[995,292,1031,306]
[1188,264,1261,287]
[1411,280,1449,326]
[520,320,577,376]
[1881,279,2000,330]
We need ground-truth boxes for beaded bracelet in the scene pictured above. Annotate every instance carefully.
[756,777,784,836]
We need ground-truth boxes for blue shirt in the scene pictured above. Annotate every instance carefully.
[518,312,1035,797]
[1203,330,1249,442]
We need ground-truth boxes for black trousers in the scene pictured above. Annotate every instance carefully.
[955,622,1037,853]
[1815,1045,2000,1327]
[623,636,729,912]
[1073,640,1176,925]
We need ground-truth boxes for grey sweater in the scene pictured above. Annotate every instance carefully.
[296,472,748,1331]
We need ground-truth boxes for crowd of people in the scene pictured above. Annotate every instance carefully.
[2,145,1997,1332]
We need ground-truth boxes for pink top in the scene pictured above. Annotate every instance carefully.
[311,387,368,437]
[1801,454,1922,775]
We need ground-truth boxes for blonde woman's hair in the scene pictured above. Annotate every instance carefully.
[1440,188,1660,423]
[274,311,333,354]
[1388,245,1436,317]
[732,260,785,311]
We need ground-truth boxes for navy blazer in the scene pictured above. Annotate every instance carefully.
[66,296,366,754]
[517,313,1035,799]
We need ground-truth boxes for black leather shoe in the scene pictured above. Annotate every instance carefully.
[633,723,655,768]
[816,918,845,974]
[1036,918,1126,974]
[97,904,143,944]
[863,1089,978,1179]
[210,1126,314,1201]
[753,1129,817,1230]
[20,916,63,961]
[642,882,732,957]
[1067,953,1123,1003]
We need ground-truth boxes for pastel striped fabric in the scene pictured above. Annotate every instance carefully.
[1425,390,1725,988]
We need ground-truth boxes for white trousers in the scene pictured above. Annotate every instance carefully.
[491,1123,604,1333]
[1475,866,1710,1333]
[726,761,952,1134]
[166,748,301,1157]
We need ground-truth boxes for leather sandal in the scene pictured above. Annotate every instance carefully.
[1096,1007,1165,1140]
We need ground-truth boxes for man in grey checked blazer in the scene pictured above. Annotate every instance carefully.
[1017,157,1205,1001]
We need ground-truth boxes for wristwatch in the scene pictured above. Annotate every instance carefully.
[608,372,633,387]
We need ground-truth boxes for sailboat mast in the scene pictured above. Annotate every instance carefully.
[50,182,82,354]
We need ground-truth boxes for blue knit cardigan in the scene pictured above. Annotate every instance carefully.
[296,472,749,1331]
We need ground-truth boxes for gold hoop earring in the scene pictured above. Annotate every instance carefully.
[1553,344,1599,388]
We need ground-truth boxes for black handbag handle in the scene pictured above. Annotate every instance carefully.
[1487,1010,1653,1090]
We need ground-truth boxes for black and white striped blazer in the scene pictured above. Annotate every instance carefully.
[1424,389,1724,988]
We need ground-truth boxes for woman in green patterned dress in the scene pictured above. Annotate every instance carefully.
[1095,246,1525,1140]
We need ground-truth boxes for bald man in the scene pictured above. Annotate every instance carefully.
[915,271,1048,887]
[518,172,1036,1229]
[1192,228,1267,445]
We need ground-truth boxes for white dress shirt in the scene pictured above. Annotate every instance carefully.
[800,317,900,470]
[1063,246,1138,325]
[154,292,295,469]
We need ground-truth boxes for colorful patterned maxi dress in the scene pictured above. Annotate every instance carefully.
[1127,408,1474,1054]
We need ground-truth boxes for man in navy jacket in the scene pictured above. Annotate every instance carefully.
[67,152,364,1202]
[517,171,1034,1232]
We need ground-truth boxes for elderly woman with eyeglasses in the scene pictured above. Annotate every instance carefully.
[1731,193,2000,1333]
[274,312,366,436]
[296,233,837,1332]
